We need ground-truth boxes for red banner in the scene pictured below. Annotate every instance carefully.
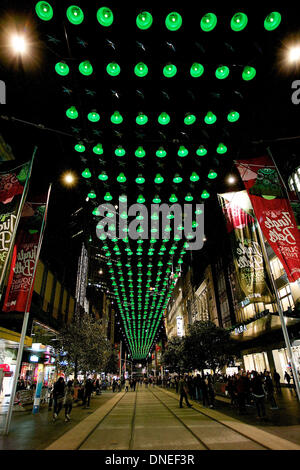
[3,201,46,312]
[236,156,300,282]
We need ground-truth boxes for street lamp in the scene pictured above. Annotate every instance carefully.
[10,34,27,54]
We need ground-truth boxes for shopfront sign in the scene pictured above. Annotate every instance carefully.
[32,371,44,414]
[236,155,300,282]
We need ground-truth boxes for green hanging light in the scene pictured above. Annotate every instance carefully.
[115,146,126,157]
[111,111,123,124]
[104,192,113,201]
[117,172,126,183]
[156,147,167,158]
[190,62,204,78]
[55,61,69,76]
[137,194,145,203]
[75,142,85,153]
[196,145,207,156]
[201,189,210,199]
[154,173,164,184]
[93,143,103,155]
[217,143,227,154]
[66,106,78,119]
[173,174,182,183]
[81,168,91,178]
[92,207,101,216]
[119,194,127,202]
[178,146,188,157]
[97,7,114,27]
[136,113,148,125]
[135,146,146,158]
[165,12,182,31]
[79,60,93,76]
[88,111,100,122]
[66,5,84,25]
[200,13,217,31]
[227,110,240,122]
[163,64,177,78]
[204,111,217,124]
[136,174,145,184]
[98,171,108,181]
[107,62,121,76]
[242,66,256,81]
[190,172,199,182]
[158,112,170,125]
[185,193,193,202]
[134,62,148,77]
[136,11,153,30]
[184,113,196,125]
[215,65,230,79]
[88,190,96,199]
[208,169,218,179]
[231,12,248,31]
[264,12,281,31]
[153,195,161,203]
[35,1,53,21]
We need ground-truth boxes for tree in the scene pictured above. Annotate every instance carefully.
[104,350,119,374]
[183,321,233,374]
[57,312,110,381]
[161,336,186,373]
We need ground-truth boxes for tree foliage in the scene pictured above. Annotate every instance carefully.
[57,312,111,379]
[161,336,186,373]
[183,321,233,373]
[104,350,119,374]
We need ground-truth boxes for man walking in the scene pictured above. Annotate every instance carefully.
[178,375,192,408]
[52,376,65,422]
[83,378,94,408]
[273,369,281,393]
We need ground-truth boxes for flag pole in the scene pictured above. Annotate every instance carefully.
[0,148,37,300]
[4,183,52,435]
[255,218,300,402]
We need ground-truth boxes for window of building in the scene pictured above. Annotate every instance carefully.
[270,257,285,280]
[288,166,300,192]
[278,285,295,311]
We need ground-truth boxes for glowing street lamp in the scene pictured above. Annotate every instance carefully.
[10,35,27,55]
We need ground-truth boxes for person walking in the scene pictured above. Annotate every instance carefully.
[64,380,74,422]
[251,371,266,419]
[273,369,281,393]
[132,378,136,391]
[52,377,65,422]
[125,377,130,392]
[178,375,192,408]
[200,376,209,407]
[207,376,215,409]
[284,371,291,388]
[83,378,94,408]
[236,374,247,414]
[264,372,278,410]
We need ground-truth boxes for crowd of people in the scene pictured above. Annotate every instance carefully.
[162,369,294,420]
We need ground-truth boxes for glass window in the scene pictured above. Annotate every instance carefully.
[278,286,295,311]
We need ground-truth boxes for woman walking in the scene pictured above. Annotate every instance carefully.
[64,380,74,422]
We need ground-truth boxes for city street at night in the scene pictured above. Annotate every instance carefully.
[0,1,300,461]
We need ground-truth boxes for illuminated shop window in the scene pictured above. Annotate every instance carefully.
[270,257,285,280]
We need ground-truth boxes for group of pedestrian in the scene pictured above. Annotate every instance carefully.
[176,374,215,409]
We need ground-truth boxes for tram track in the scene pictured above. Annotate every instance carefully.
[149,387,271,450]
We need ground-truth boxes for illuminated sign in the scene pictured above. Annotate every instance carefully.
[176,316,184,337]
[29,355,39,363]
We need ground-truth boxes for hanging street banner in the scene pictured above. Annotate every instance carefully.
[235,156,300,283]
[2,200,46,313]
[0,162,32,290]
[219,192,273,306]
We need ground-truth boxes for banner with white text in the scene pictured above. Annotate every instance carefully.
[236,156,300,282]
[2,201,46,312]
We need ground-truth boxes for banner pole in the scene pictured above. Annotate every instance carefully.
[256,219,300,402]
[3,183,52,435]
[0,148,37,300]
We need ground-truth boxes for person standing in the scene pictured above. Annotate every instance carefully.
[178,375,192,408]
[64,380,74,422]
[83,378,94,408]
[273,369,281,393]
[52,377,65,422]
[251,371,266,419]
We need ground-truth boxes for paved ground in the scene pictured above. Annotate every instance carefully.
[1,385,299,450]
[0,392,116,450]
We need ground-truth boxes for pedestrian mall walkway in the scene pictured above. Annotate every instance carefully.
[1,385,300,450]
